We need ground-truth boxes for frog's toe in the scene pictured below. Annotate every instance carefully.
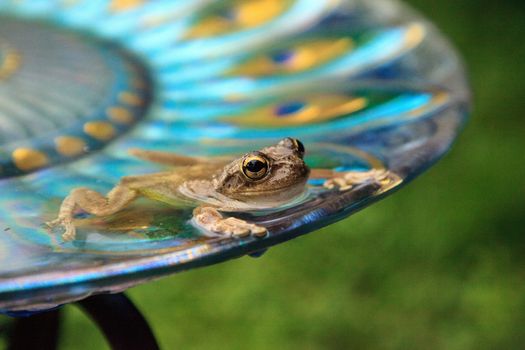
[234,220,267,238]
[45,218,61,228]
[193,206,267,238]
[48,219,76,242]
[324,169,400,192]
[214,218,252,238]
[250,225,268,238]
[61,222,76,242]
[193,206,222,223]
[212,217,235,236]
[324,177,353,191]
[62,231,75,242]
[212,217,266,238]
[375,171,402,193]
[232,226,251,238]
[45,217,77,241]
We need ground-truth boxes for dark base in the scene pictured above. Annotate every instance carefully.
[7,293,159,350]
[8,308,61,350]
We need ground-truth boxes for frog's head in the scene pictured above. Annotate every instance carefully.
[213,137,310,204]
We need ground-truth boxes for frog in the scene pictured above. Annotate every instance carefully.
[46,138,398,241]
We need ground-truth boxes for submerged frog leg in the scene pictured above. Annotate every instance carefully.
[46,184,138,241]
[323,169,402,192]
[192,206,267,238]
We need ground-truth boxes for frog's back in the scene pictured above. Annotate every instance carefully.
[123,163,224,207]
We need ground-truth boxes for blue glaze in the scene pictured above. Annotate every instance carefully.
[0,0,468,313]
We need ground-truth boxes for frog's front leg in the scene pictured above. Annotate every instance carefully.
[322,169,402,192]
[46,185,138,241]
[192,206,267,238]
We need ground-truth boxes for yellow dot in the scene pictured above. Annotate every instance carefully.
[224,93,245,102]
[109,0,144,12]
[184,16,232,39]
[12,148,49,171]
[405,23,426,48]
[107,107,134,124]
[0,48,22,80]
[235,0,285,28]
[54,136,86,157]
[84,121,116,141]
[119,92,143,106]
[63,0,80,7]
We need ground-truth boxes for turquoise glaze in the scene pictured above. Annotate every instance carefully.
[0,0,469,312]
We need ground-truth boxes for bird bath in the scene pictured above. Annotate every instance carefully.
[0,0,468,313]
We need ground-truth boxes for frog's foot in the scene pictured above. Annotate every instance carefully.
[193,206,267,238]
[45,217,77,242]
[323,169,402,192]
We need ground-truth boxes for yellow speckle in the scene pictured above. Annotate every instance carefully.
[318,95,367,119]
[231,38,352,77]
[54,136,86,157]
[235,0,286,28]
[224,93,245,102]
[119,92,143,106]
[405,23,426,48]
[184,0,288,39]
[62,0,80,7]
[12,148,49,171]
[84,121,116,141]
[223,94,367,127]
[286,38,352,72]
[107,107,134,124]
[184,17,232,39]
[109,0,143,12]
[0,42,22,80]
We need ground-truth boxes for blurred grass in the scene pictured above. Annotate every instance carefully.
[62,0,525,347]
[4,0,525,349]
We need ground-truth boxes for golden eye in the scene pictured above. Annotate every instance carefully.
[241,154,269,180]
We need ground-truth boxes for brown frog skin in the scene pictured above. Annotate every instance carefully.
[47,138,310,241]
[47,137,398,241]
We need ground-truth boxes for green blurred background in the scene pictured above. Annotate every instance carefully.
[3,0,525,349]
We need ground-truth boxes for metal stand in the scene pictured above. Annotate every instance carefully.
[8,308,61,350]
[7,293,159,350]
[78,293,159,350]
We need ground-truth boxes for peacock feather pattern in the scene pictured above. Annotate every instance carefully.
[0,0,468,312]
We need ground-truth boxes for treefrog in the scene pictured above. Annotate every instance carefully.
[47,138,397,241]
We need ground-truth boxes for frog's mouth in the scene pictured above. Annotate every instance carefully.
[179,178,308,210]
[230,180,307,201]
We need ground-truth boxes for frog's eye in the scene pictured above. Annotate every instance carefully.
[241,154,269,181]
